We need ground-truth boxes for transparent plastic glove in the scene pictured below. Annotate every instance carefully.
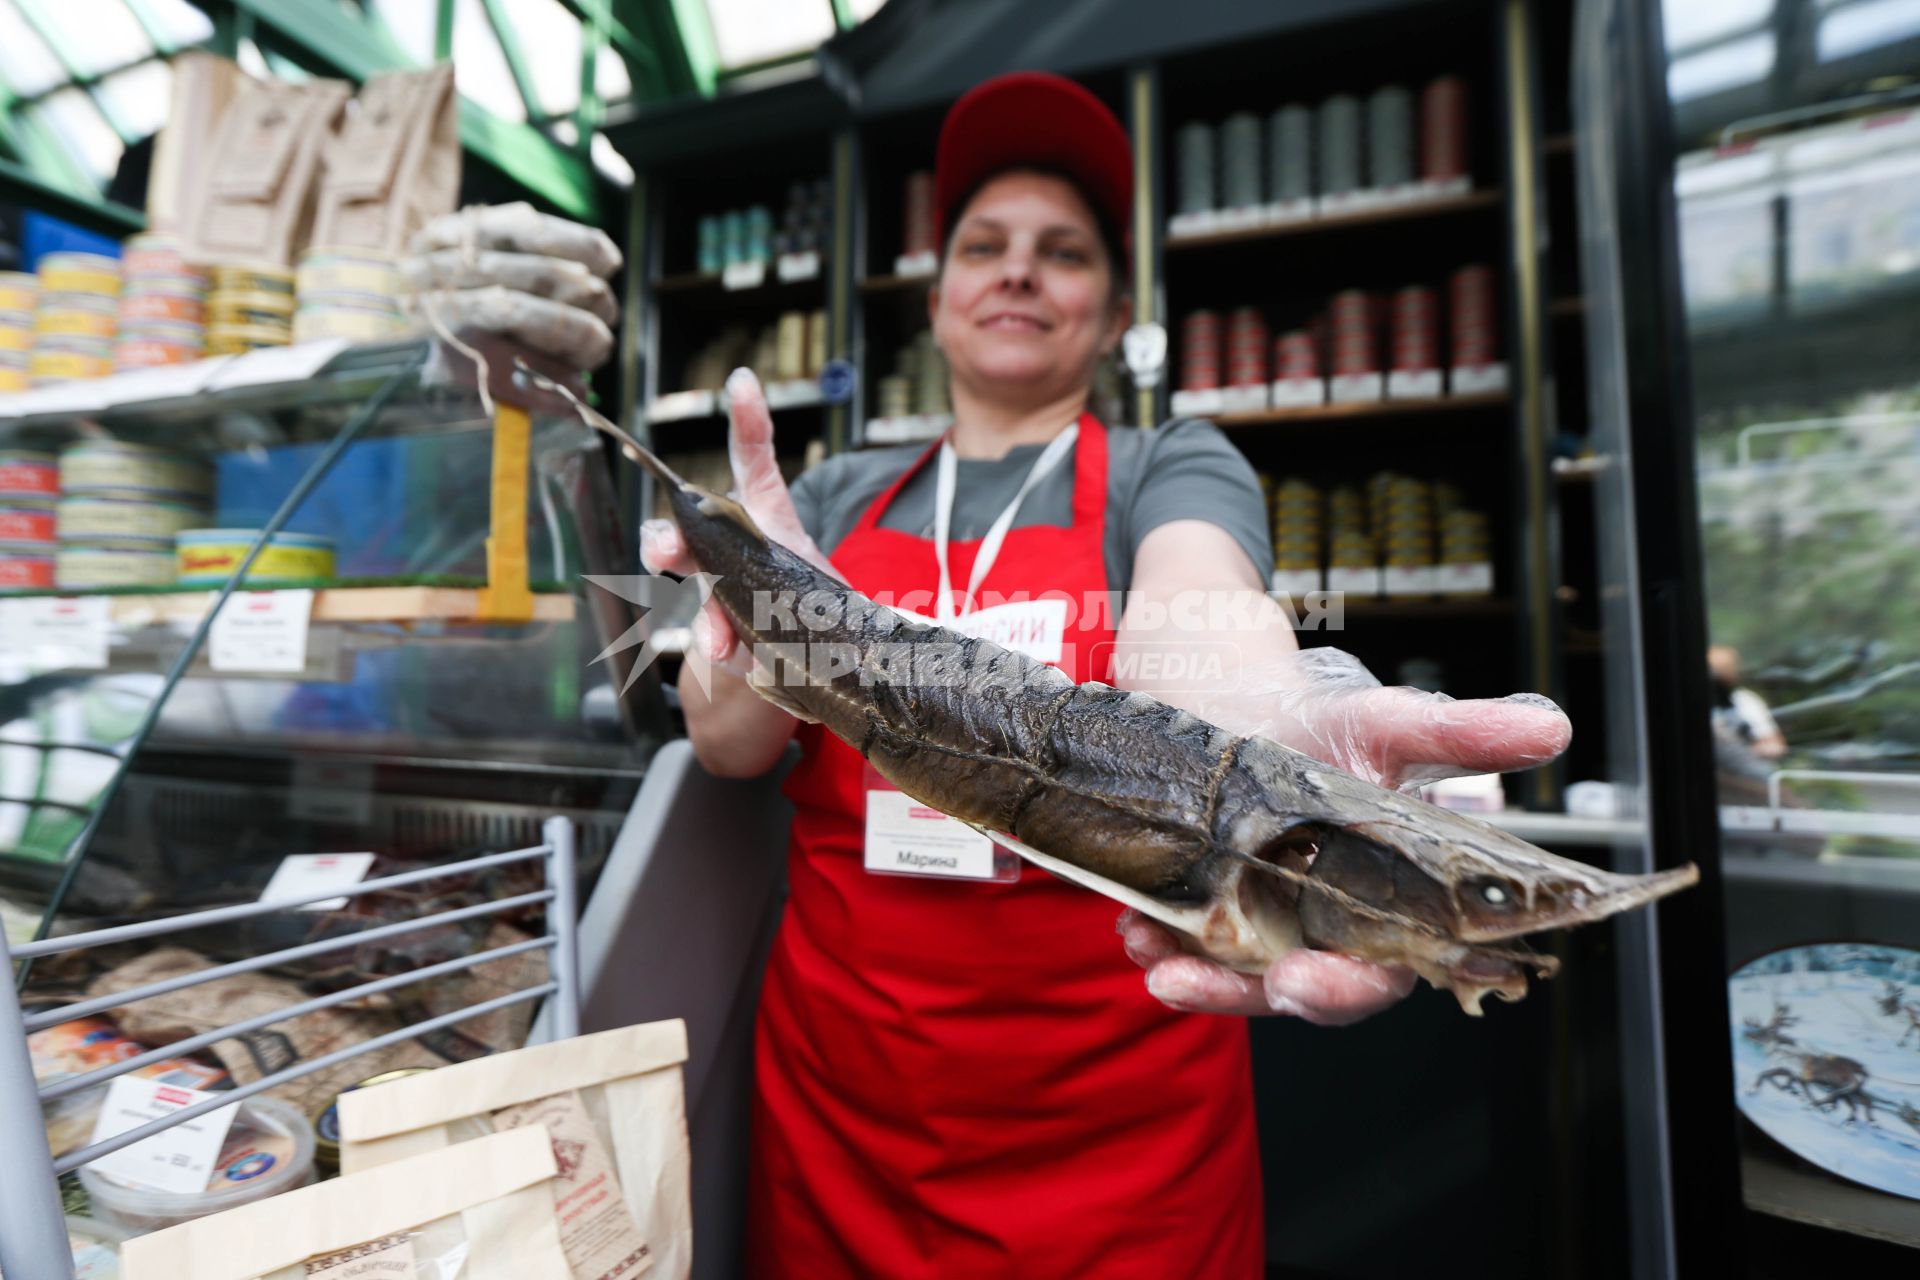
[402,248,619,324]
[408,201,623,278]
[407,285,615,370]
[638,368,842,674]
[1126,646,1570,1022]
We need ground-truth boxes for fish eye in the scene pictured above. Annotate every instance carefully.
[1471,879,1518,910]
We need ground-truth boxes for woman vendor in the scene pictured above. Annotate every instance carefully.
[641,71,1570,1278]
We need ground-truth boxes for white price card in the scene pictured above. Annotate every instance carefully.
[776,251,821,282]
[85,1077,238,1195]
[208,340,349,391]
[0,596,112,671]
[892,250,939,278]
[260,851,376,910]
[721,260,766,291]
[210,589,314,674]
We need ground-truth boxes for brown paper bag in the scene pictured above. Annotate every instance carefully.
[340,1020,692,1280]
[185,77,351,267]
[121,1125,569,1280]
[148,51,251,236]
[310,64,461,253]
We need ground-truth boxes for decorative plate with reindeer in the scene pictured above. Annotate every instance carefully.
[1731,942,1920,1200]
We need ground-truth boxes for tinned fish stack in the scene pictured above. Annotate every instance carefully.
[1220,113,1264,210]
[0,448,58,589]
[55,441,212,589]
[1421,75,1470,186]
[1268,106,1313,205]
[1270,478,1324,577]
[1390,286,1440,373]
[0,271,35,393]
[1317,95,1363,199]
[1367,85,1415,191]
[1373,473,1436,577]
[1329,289,1378,378]
[1274,329,1319,380]
[1449,264,1498,369]
[1176,122,1217,216]
[1180,310,1222,391]
[1326,484,1377,578]
[1227,307,1268,389]
[902,171,937,260]
[295,247,408,345]
[207,263,295,355]
[115,235,208,370]
[31,252,120,386]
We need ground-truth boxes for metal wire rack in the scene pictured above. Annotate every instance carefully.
[0,815,580,1280]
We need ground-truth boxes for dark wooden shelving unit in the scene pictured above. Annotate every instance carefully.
[1214,391,1509,427]
[1164,188,1503,251]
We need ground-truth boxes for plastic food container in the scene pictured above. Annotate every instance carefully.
[79,1094,315,1234]
[59,442,212,499]
[64,1214,130,1279]
[176,530,336,585]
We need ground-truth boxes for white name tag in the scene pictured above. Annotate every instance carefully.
[894,597,1066,664]
[865,790,999,879]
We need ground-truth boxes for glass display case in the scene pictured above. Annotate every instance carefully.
[1576,0,1920,1268]
[0,340,669,953]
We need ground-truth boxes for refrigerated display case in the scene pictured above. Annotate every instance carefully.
[1576,0,1920,1268]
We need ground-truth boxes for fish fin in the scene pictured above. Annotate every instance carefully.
[965,823,1218,937]
[694,488,767,541]
[747,665,820,724]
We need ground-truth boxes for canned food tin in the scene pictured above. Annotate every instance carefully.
[0,554,55,589]
[0,453,56,497]
[120,292,205,325]
[34,308,117,340]
[0,325,29,353]
[58,495,208,542]
[115,339,203,369]
[176,529,336,585]
[30,351,113,383]
[209,265,295,297]
[0,271,35,312]
[61,441,212,499]
[0,507,57,543]
[56,543,176,588]
[1421,76,1469,183]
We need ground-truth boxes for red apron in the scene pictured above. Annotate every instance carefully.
[747,414,1264,1279]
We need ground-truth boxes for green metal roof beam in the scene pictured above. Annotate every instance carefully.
[436,0,455,61]
[224,0,598,218]
[577,0,606,156]
[477,0,548,125]
[10,0,144,146]
[118,0,183,55]
[655,0,719,96]
[559,0,667,97]
[829,0,856,31]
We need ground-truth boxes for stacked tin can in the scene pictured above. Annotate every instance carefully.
[1180,310,1222,392]
[115,237,208,370]
[1449,264,1497,368]
[908,331,949,416]
[1421,75,1470,185]
[1274,329,1319,381]
[1176,122,1216,216]
[0,450,58,588]
[1439,504,1490,569]
[1270,478,1323,580]
[1327,484,1375,577]
[55,441,212,588]
[207,264,295,355]
[1226,307,1268,389]
[775,181,830,260]
[1220,113,1264,210]
[698,216,724,274]
[1367,85,1415,190]
[1268,106,1314,204]
[1317,95,1363,199]
[0,272,33,393]
[1390,285,1440,375]
[1372,472,1435,574]
[31,253,120,385]
[295,248,408,345]
[902,171,937,259]
[1329,289,1378,380]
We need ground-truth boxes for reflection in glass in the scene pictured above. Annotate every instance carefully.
[1668,30,1776,101]
[1819,0,1920,59]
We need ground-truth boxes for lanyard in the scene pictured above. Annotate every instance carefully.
[932,422,1079,621]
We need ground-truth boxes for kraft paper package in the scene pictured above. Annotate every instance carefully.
[121,1125,570,1280]
[339,1020,691,1280]
[185,76,351,267]
[310,64,460,253]
[147,51,251,236]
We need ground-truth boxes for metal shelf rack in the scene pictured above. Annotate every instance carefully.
[0,816,581,1280]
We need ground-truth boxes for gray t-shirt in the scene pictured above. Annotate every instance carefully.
[789,419,1273,591]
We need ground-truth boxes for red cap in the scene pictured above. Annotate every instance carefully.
[934,71,1133,251]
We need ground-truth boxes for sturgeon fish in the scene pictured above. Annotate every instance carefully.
[620,431,1697,1015]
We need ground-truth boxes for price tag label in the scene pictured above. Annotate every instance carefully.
[1387,369,1444,400]
[1270,377,1327,408]
[721,260,766,291]
[1450,363,1510,395]
[1329,372,1385,403]
[260,852,376,911]
[865,790,1000,880]
[892,250,938,278]
[0,596,111,671]
[210,340,349,390]
[85,1077,238,1195]
[210,589,313,674]
[776,251,820,282]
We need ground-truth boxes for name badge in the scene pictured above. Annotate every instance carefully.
[894,597,1068,664]
[862,765,1020,882]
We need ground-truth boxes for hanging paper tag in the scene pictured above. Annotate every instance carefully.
[260,852,376,911]
[209,589,313,673]
[85,1077,238,1195]
[863,766,1019,882]
[0,596,111,671]
[492,1090,654,1280]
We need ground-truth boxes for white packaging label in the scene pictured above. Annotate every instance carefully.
[648,390,717,422]
[1329,373,1384,403]
[1218,206,1264,231]
[1382,565,1438,596]
[1316,192,1364,217]
[1450,363,1510,395]
[893,250,939,278]
[721,260,766,291]
[865,790,998,879]
[1264,199,1315,224]
[1169,388,1226,417]
[304,1233,418,1280]
[1165,212,1207,239]
[85,1077,238,1195]
[1326,567,1383,597]
[1269,377,1327,408]
[0,596,111,671]
[260,851,376,911]
[1219,384,1269,413]
[209,589,313,674]
[1435,562,1495,595]
[775,251,820,283]
[764,379,822,410]
[1387,369,1444,399]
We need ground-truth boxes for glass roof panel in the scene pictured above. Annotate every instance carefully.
[1668,30,1777,101]
[28,88,124,184]
[138,0,214,47]
[0,1,68,98]
[95,57,174,140]
[1819,0,1920,59]
[453,0,528,121]
[496,0,581,117]
[39,0,153,78]
[704,0,835,69]
[372,0,439,66]
[1664,0,1774,54]
[595,44,632,104]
